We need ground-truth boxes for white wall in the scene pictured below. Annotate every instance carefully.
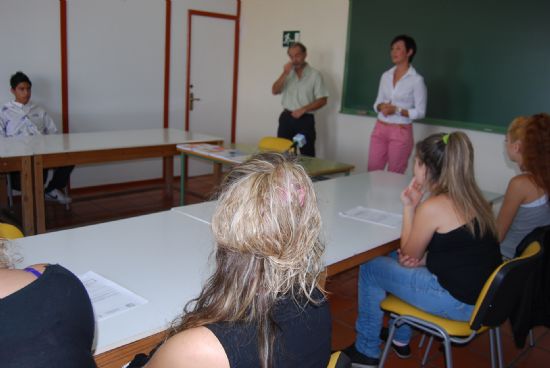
[0,0,237,188]
[68,0,237,187]
[0,0,61,128]
[236,0,518,194]
[0,0,518,193]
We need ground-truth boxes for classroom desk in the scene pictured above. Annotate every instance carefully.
[0,137,35,235]
[14,210,215,368]
[174,171,408,276]
[29,128,223,233]
[177,143,355,205]
[14,171,503,367]
[173,171,503,276]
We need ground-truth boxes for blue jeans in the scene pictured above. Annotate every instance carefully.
[355,254,474,358]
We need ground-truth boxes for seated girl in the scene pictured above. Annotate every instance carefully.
[497,113,550,259]
[146,152,331,368]
[344,132,502,366]
[0,239,95,367]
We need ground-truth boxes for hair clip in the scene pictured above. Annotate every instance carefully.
[442,134,450,145]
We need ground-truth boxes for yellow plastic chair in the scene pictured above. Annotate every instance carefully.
[379,241,543,368]
[0,222,24,239]
[327,351,351,368]
[258,136,293,153]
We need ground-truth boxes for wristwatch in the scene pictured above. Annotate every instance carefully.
[395,106,402,116]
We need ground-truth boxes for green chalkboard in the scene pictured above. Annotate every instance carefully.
[341,0,550,133]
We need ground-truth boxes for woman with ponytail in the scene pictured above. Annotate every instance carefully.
[345,132,502,366]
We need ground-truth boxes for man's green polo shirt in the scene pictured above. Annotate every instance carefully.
[281,64,328,111]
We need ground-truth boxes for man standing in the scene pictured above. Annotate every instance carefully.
[272,42,328,157]
[0,71,73,205]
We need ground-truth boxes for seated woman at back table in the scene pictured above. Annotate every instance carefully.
[0,237,96,367]
[146,152,331,368]
[497,113,550,259]
[344,132,502,366]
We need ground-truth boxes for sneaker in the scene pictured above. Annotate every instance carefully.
[45,189,72,205]
[380,327,412,359]
[342,344,379,368]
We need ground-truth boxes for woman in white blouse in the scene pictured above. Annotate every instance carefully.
[368,35,427,174]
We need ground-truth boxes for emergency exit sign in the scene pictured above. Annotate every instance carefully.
[282,31,300,47]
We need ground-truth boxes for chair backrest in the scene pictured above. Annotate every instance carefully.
[514,224,550,258]
[258,136,293,153]
[469,241,543,330]
[0,223,24,239]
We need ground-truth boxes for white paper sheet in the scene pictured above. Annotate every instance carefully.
[177,143,249,163]
[339,206,403,229]
[79,271,148,322]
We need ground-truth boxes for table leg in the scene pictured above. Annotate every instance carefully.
[34,155,46,234]
[213,163,222,183]
[180,153,186,205]
[0,174,7,208]
[163,155,173,201]
[20,156,35,235]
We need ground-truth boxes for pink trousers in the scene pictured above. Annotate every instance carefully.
[367,120,413,174]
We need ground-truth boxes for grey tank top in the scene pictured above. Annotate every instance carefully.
[500,196,550,258]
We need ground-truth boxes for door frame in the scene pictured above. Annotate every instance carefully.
[185,3,241,144]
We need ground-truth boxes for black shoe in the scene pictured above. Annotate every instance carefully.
[342,344,380,368]
[379,327,412,359]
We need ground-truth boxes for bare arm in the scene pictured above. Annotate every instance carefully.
[272,62,292,95]
[400,178,437,260]
[496,176,527,242]
[146,327,229,368]
[401,201,439,259]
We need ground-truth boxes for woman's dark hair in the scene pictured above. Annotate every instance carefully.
[10,71,32,89]
[391,35,417,62]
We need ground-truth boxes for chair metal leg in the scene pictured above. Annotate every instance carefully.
[421,336,434,366]
[495,326,504,368]
[418,333,426,348]
[64,187,70,211]
[7,174,13,208]
[442,336,453,368]
[379,322,398,367]
[529,329,535,347]
[489,329,497,368]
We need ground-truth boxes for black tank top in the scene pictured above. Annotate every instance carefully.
[206,290,331,367]
[426,222,501,305]
[0,264,96,368]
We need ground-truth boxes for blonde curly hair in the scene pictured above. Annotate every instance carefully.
[170,152,325,367]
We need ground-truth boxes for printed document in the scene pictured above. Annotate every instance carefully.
[339,206,402,228]
[79,271,148,322]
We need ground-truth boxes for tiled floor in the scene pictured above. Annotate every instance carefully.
[4,174,548,367]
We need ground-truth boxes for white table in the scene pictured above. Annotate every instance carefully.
[27,128,223,233]
[172,171,503,275]
[172,172,409,275]
[14,171,502,367]
[0,137,35,234]
[177,143,355,205]
[14,210,215,368]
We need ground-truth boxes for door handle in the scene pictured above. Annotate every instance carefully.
[189,92,201,111]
